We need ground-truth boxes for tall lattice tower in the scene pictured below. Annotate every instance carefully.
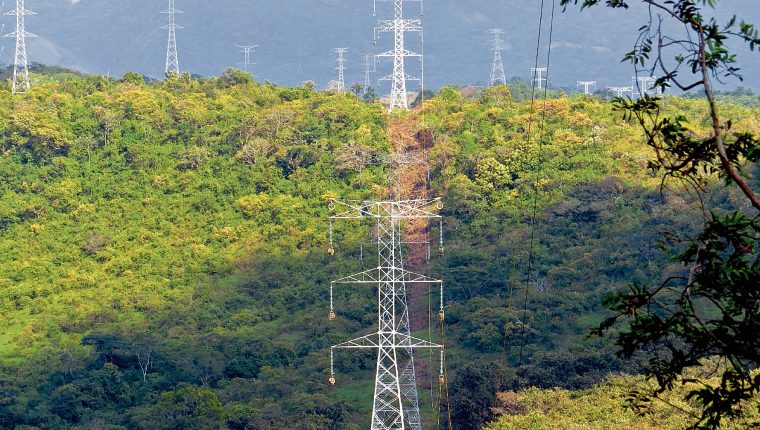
[328,153,447,430]
[531,67,547,90]
[364,53,375,93]
[162,0,182,76]
[4,0,36,94]
[576,80,596,95]
[488,29,506,86]
[334,48,348,93]
[236,44,258,76]
[633,76,660,97]
[373,0,423,111]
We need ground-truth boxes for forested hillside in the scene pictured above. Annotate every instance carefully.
[0,69,757,428]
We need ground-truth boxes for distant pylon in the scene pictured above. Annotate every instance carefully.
[4,0,36,94]
[531,67,547,90]
[607,86,633,98]
[364,53,376,95]
[162,0,182,76]
[374,0,423,111]
[576,80,596,95]
[334,48,348,93]
[633,76,660,97]
[236,44,258,76]
[488,29,506,86]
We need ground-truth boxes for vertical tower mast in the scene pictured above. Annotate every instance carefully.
[162,0,182,76]
[335,48,348,93]
[328,153,446,430]
[576,80,596,95]
[374,0,423,111]
[4,0,36,94]
[488,29,506,86]
[364,53,375,93]
[236,44,258,76]
[531,67,547,90]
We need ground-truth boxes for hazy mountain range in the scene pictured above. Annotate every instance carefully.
[3,0,759,91]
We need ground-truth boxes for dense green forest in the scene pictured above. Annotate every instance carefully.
[0,68,757,429]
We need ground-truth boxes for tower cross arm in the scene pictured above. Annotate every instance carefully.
[332,333,443,350]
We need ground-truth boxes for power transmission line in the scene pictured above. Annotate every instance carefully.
[364,53,376,95]
[531,67,547,90]
[373,0,423,111]
[236,44,257,76]
[333,47,347,93]
[161,0,182,76]
[4,0,36,94]
[328,153,446,430]
[607,86,633,98]
[488,29,506,86]
[576,80,596,95]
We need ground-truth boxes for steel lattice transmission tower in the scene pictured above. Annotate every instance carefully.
[373,0,423,111]
[328,153,446,430]
[488,29,507,86]
[334,48,348,93]
[4,0,36,94]
[531,67,547,90]
[633,76,660,97]
[162,0,182,76]
[607,86,634,98]
[236,44,258,76]
[364,53,376,94]
[576,80,596,95]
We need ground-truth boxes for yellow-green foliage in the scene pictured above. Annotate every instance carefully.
[486,374,760,430]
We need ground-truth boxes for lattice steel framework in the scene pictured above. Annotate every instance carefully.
[236,44,258,76]
[488,29,506,86]
[607,86,634,98]
[334,47,348,93]
[531,67,547,90]
[4,0,35,94]
[576,80,596,95]
[364,53,376,95]
[372,0,423,111]
[328,197,444,430]
[162,0,182,76]
[633,76,660,97]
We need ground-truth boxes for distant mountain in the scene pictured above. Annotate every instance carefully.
[3,0,759,90]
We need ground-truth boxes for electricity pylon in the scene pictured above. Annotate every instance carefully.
[531,67,547,90]
[236,44,257,75]
[373,0,423,111]
[4,0,36,94]
[633,76,660,97]
[364,53,376,94]
[607,86,633,98]
[162,0,182,76]
[328,152,446,430]
[488,29,507,86]
[576,80,596,95]
[334,48,348,93]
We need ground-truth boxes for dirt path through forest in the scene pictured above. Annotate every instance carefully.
[386,115,434,333]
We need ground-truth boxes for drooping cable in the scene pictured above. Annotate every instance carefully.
[518,0,556,365]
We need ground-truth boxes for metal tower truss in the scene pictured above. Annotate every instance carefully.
[162,0,182,76]
[607,86,634,98]
[4,0,36,94]
[488,29,507,86]
[531,67,547,90]
[364,53,376,94]
[328,197,445,430]
[576,80,597,95]
[372,0,423,111]
[335,48,348,93]
[633,76,660,97]
[236,44,258,76]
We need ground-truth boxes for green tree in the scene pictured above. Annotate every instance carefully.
[561,1,760,427]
